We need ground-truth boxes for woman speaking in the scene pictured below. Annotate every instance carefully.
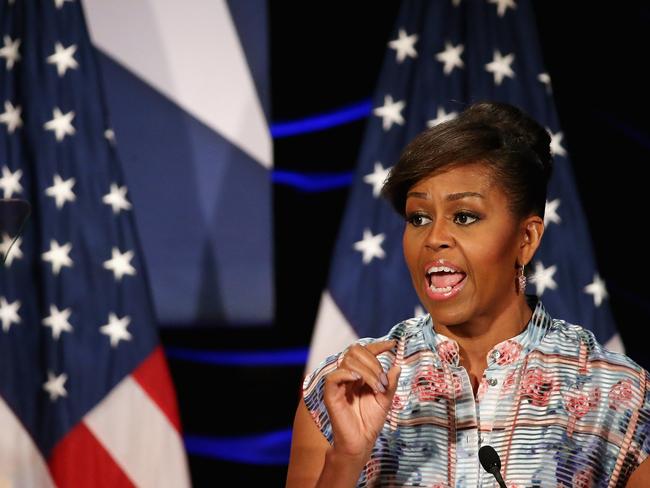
[286,102,650,487]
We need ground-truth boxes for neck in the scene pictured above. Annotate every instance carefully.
[433,295,533,373]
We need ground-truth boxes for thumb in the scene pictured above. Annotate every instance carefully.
[385,363,401,397]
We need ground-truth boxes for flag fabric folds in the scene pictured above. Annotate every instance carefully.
[307,0,621,372]
[0,1,189,485]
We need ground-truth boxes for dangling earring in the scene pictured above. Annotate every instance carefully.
[518,263,527,295]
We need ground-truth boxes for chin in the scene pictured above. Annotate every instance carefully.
[429,303,471,327]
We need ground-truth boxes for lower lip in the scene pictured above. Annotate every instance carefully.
[423,275,467,301]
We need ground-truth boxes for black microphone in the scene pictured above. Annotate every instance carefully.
[479,445,507,488]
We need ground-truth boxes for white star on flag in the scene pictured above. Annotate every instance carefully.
[544,199,561,226]
[42,239,73,275]
[584,273,608,307]
[548,129,567,157]
[435,42,464,75]
[42,304,73,340]
[353,228,386,264]
[44,107,75,142]
[388,28,418,63]
[0,296,21,332]
[485,50,515,86]
[0,100,22,133]
[45,174,76,209]
[427,107,458,127]
[103,183,132,214]
[488,0,517,17]
[54,0,75,9]
[538,72,552,93]
[363,162,392,198]
[43,371,68,401]
[1,234,23,267]
[47,42,79,77]
[100,313,132,347]
[529,261,558,296]
[0,165,23,199]
[373,95,405,131]
[104,128,116,143]
[0,35,21,70]
[103,247,136,281]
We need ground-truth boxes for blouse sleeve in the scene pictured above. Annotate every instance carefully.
[631,368,650,466]
[301,350,341,445]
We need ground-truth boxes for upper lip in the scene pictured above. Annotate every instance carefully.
[423,259,465,275]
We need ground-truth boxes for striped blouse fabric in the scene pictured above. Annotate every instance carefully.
[303,297,650,487]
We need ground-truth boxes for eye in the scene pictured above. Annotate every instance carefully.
[406,212,432,227]
[453,211,480,226]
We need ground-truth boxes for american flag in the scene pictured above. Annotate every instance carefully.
[307,0,622,372]
[0,1,189,485]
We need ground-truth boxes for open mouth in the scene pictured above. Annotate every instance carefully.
[426,265,467,296]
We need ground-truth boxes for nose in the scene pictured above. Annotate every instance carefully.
[425,217,454,251]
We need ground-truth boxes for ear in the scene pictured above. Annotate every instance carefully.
[518,215,544,267]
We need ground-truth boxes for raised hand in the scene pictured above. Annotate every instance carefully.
[323,340,401,460]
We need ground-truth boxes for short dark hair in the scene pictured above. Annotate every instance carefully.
[380,101,553,220]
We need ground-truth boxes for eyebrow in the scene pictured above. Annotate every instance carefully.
[406,191,485,201]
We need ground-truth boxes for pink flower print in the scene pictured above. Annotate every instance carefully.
[494,339,522,365]
[609,379,635,410]
[391,392,405,411]
[565,391,591,419]
[476,377,489,402]
[431,484,449,488]
[436,340,459,365]
[521,368,554,407]
[572,469,592,488]
[502,370,517,393]
[564,386,598,436]
[412,365,449,402]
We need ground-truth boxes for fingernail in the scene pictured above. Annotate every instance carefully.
[380,373,388,387]
[376,382,386,393]
[351,371,361,380]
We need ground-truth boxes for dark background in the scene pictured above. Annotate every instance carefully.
[160,2,650,485]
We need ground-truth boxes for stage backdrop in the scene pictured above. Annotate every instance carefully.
[83,0,274,327]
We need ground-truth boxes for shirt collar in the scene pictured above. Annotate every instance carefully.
[421,295,553,368]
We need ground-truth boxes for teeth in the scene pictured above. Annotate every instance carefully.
[426,265,458,274]
[429,284,453,293]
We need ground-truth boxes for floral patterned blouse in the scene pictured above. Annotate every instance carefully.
[302,296,650,487]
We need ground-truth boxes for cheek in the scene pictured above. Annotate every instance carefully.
[465,232,517,276]
[402,231,421,273]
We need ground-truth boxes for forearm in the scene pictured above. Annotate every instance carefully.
[315,447,369,488]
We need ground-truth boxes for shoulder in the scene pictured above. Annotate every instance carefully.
[543,317,646,372]
[541,318,650,415]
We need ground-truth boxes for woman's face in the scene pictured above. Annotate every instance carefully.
[402,162,524,328]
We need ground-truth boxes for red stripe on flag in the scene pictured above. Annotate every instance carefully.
[48,422,135,488]
[132,346,182,431]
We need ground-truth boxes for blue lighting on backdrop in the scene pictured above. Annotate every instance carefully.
[271,99,372,138]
